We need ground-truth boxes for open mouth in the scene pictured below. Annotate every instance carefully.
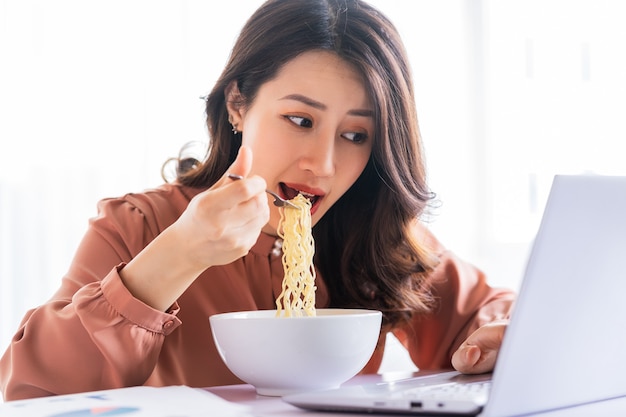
[279,183,322,209]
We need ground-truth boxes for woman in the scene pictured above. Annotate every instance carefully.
[0,0,514,401]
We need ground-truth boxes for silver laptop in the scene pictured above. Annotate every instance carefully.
[284,175,626,416]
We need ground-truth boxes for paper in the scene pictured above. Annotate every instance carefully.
[0,385,251,417]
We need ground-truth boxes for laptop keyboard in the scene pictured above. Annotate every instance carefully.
[397,380,491,403]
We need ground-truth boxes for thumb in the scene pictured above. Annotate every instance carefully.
[227,145,253,179]
[452,343,483,373]
[451,321,507,374]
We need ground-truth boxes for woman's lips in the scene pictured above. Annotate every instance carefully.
[279,182,324,215]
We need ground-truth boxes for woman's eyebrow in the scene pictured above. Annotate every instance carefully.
[280,93,373,117]
[280,94,326,110]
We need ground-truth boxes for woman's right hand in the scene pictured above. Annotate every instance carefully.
[173,145,270,270]
[120,145,269,311]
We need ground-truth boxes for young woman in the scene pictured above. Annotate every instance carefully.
[0,0,514,401]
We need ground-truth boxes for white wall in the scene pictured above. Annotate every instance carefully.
[2,0,626,373]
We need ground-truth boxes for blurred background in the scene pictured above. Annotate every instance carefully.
[2,0,626,373]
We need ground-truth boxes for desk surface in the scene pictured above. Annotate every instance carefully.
[205,373,626,417]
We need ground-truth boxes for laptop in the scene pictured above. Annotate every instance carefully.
[284,175,626,416]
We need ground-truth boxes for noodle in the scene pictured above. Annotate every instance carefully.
[275,194,316,317]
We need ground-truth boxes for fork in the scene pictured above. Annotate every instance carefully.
[227,174,300,209]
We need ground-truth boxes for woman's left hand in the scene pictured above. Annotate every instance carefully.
[451,320,508,374]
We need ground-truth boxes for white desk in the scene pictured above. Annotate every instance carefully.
[2,376,625,416]
[206,374,626,417]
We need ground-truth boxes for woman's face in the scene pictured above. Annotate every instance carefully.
[232,50,374,235]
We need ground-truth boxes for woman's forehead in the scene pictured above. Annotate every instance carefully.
[263,51,373,109]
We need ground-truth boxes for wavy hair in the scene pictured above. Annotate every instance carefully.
[171,0,439,330]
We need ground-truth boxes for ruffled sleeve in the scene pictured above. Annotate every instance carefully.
[0,185,190,400]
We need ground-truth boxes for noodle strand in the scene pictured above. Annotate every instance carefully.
[275,194,316,317]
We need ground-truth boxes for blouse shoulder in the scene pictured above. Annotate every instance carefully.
[92,184,204,236]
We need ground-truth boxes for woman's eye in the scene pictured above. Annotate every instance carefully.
[285,115,313,128]
[342,132,368,144]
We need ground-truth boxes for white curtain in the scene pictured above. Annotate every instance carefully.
[2,0,626,365]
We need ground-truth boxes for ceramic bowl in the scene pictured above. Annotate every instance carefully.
[209,308,382,396]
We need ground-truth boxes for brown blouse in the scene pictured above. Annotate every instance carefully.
[0,183,515,401]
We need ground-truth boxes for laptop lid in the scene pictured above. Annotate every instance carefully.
[483,174,626,416]
[284,175,626,416]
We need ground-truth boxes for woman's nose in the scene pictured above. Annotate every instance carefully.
[298,134,336,177]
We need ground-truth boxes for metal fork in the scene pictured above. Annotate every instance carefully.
[228,174,300,209]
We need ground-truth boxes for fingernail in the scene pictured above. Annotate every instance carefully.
[466,346,480,365]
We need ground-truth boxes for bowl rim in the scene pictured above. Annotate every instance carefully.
[209,308,382,322]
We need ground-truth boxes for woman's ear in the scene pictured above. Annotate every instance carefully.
[225,80,245,131]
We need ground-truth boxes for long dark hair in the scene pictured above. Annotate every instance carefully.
[172,0,439,330]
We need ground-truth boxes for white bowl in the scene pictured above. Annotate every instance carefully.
[209,308,382,396]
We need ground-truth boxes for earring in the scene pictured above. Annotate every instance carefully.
[231,123,239,135]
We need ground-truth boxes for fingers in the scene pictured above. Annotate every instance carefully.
[196,172,268,235]
[210,145,253,191]
[209,175,267,213]
[171,145,269,269]
[451,321,508,374]
[210,144,267,211]
[452,343,494,374]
